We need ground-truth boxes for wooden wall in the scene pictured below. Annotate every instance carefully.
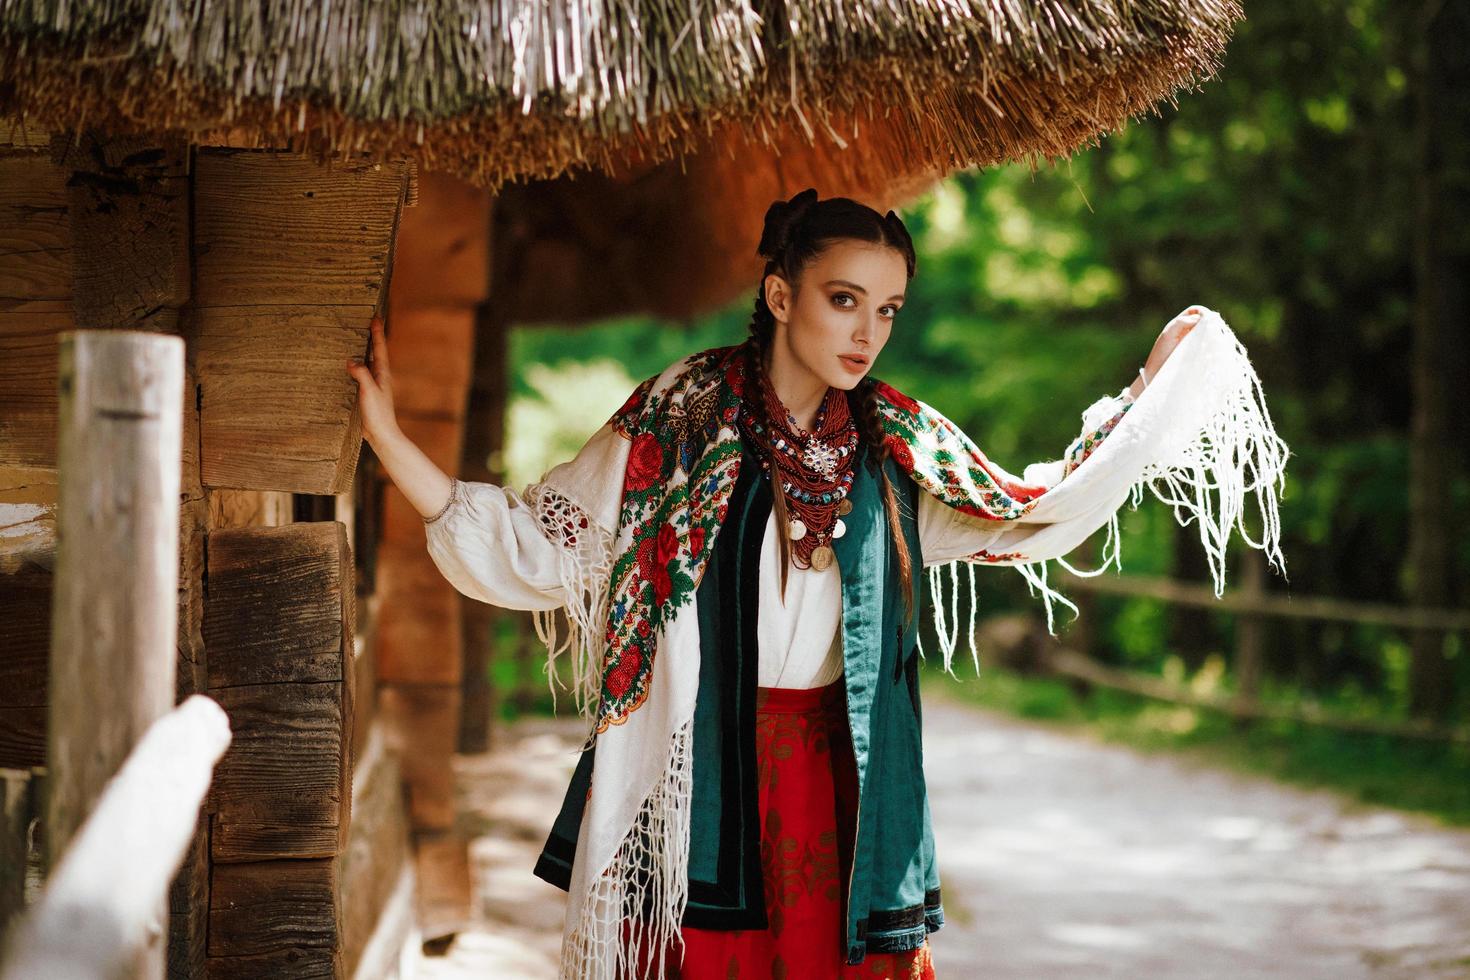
[0,120,420,978]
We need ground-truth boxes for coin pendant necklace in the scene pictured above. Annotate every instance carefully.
[741,346,859,572]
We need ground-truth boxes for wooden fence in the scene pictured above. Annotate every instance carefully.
[1045,555,1470,744]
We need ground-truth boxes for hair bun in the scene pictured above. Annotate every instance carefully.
[757,187,820,261]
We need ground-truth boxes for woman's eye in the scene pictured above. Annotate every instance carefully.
[833,293,856,308]
[882,305,900,319]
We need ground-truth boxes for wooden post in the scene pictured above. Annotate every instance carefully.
[1,696,231,980]
[0,767,36,933]
[46,329,184,976]
[460,300,510,752]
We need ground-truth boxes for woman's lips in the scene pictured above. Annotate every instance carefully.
[838,354,869,372]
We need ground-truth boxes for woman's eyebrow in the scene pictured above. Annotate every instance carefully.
[822,278,905,302]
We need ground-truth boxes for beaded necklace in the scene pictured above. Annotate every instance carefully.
[739,342,860,571]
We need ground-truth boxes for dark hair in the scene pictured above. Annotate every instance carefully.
[745,187,917,619]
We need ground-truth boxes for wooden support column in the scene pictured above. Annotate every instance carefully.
[378,171,490,947]
[458,300,511,753]
[47,329,185,977]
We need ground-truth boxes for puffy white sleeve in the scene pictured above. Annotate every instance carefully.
[423,421,630,717]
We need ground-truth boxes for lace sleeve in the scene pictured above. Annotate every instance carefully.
[422,421,628,720]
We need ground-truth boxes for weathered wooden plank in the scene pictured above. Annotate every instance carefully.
[206,524,351,689]
[206,681,343,855]
[0,154,71,307]
[191,150,407,494]
[51,132,189,333]
[193,151,404,310]
[205,520,355,861]
[168,822,211,979]
[377,683,459,831]
[194,304,372,493]
[207,858,343,978]
[340,721,410,980]
[0,709,45,769]
[0,312,68,469]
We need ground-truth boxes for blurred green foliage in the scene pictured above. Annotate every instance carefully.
[499,2,1470,779]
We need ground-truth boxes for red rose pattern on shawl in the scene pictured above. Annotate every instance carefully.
[591,347,1132,735]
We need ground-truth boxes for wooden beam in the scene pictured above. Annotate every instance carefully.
[51,132,189,333]
[193,151,409,494]
[205,522,356,862]
[206,858,343,979]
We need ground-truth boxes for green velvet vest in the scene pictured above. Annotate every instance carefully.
[533,437,943,964]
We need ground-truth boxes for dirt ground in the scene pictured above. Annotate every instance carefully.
[405,688,1470,979]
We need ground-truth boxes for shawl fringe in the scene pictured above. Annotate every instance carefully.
[527,479,615,749]
[558,717,695,980]
[919,311,1289,677]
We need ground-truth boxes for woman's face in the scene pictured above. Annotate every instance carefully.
[765,239,908,391]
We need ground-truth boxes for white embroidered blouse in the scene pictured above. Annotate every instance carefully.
[423,385,1137,690]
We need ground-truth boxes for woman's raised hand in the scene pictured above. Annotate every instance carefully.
[347,316,399,448]
[1130,306,1203,398]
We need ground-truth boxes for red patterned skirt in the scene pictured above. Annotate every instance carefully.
[627,677,937,979]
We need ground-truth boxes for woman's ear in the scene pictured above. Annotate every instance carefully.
[764,272,793,325]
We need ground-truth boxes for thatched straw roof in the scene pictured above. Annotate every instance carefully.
[1,0,1242,193]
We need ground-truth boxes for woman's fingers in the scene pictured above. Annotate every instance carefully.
[346,358,377,392]
[368,316,391,383]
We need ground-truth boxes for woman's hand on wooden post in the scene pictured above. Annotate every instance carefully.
[347,316,400,449]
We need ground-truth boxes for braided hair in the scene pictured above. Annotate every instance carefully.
[745,187,918,619]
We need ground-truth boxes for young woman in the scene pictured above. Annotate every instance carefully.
[348,188,1288,980]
